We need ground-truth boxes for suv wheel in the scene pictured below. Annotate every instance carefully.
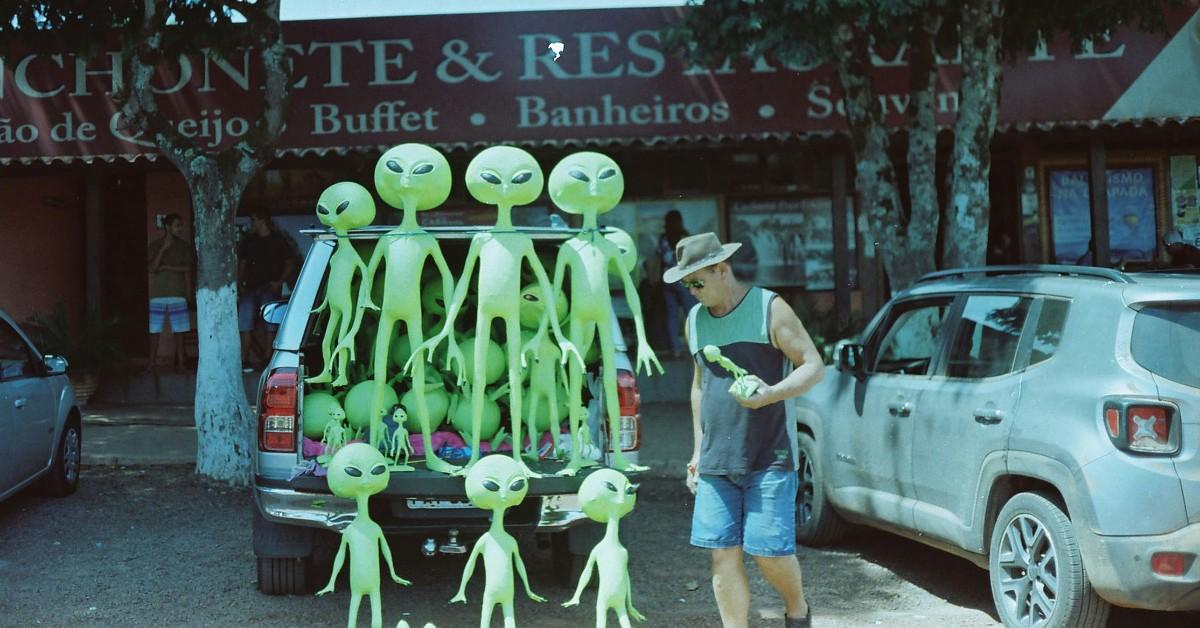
[988,492,1110,628]
[257,556,308,595]
[795,432,846,546]
[39,419,81,497]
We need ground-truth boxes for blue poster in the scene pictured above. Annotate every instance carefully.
[1050,168,1157,264]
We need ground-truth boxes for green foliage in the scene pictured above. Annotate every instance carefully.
[25,303,127,376]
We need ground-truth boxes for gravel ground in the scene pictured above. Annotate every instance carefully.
[0,466,1196,628]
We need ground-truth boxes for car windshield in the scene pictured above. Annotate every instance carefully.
[1131,302,1200,388]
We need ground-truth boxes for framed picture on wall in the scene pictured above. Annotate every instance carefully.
[1048,166,1158,264]
[728,196,855,290]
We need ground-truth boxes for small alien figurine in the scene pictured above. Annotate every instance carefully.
[520,327,567,460]
[548,152,662,474]
[415,145,581,477]
[304,391,347,441]
[318,443,411,628]
[319,418,351,465]
[359,144,461,474]
[451,454,546,626]
[308,181,378,387]
[702,344,761,399]
[562,468,644,627]
[385,406,414,471]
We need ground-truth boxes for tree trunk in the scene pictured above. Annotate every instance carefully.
[942,0,1004,269]
[832,22,935,292]
[187,164,256,482]
[907,11,943,271]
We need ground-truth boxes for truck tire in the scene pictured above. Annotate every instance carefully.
[257,556,308,596]
[795,432,847,546]
[988,492,1110,628]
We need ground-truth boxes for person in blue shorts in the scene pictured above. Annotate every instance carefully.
[664,232,825,628]
[146,213,194,374]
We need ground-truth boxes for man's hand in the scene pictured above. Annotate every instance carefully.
[732,375,773,409]
[685,456,699,495]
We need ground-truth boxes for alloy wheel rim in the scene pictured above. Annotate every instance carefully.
[64,427,80,484]
[796,449,815,527]
[996,513,1059,627]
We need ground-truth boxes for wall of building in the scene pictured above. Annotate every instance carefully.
[0,175,85,325]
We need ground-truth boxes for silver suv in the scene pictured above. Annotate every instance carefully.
[795,264,1199,627]
[250,226,642,595]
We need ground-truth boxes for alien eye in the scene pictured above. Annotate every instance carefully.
[598,168,617,180]
[335,200,350,214]
[509,478,526,492]
[413,163,434,175]
[385,159,403,174]
[371,464,387,475]
[625,484,639,495]
[344,466,363,477]
[604,481,618,492]
[522,293,539,301]
[569,169,590,183]
[511,171,533,184]
[480,172,502,185]
[482,479,501,492]
[316,204,330,215]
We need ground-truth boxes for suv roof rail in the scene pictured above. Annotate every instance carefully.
[915,264,1135,285]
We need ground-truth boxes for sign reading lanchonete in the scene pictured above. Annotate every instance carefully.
[0,7,1195,159]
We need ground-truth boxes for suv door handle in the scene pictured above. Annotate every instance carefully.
[887,400,913,417]
[974,408,1004,424]
[13,397,26,409]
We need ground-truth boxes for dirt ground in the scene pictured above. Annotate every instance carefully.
[0,466,1196,628]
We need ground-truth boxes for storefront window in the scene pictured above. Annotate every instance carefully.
[1048,166,1158,265]
[728,196,856,290]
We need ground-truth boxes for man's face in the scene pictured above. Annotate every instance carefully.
[167,219,184,238]
[681,265,719,305]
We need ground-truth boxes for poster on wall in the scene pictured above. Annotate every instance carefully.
[1169,155,1200,246]
[728,197,856,290]
[603,197,720,283]
[1049,167,1158,264]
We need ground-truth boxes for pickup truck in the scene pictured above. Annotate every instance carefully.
[251,225,643,595]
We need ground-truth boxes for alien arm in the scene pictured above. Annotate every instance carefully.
[563,547,597,605]
[361,239,388,309]
[611,254,663,376]
[429,244,463,366]
[526,247,582,368]
[317,534,348,594]
[513,547,545,601]
[450,537,485,602]
[378,532,411,585]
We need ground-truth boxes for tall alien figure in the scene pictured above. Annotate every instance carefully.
[548,152,662,474]
[317,443,411,628]
[307,181,378,387]
[451,454,545,627]
[414,145,580,477]
[355,143,461,472]
[562,468,644,627]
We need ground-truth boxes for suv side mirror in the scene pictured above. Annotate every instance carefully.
[260,301,288,326]
[837,343,864,373]
[43,354,69,375]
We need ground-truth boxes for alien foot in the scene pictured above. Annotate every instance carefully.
[388,463,415,472]
[305,371,332,384]
[610,457,649,473]
[422,456,462,475]
[449,459,478,478]
[555,457,597,477]
[513,456,544,479]
[330,374,349,388]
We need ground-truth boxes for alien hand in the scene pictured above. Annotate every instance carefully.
[444,343,466,385]
[527,591,547,603]
[561,598,580,608]
[316,585,334,597]
[392,574,411,586]
[405,338,440,375]
[449,592,467,604]
[636,345,665,377]
[629,605,646,622]
[558,340,584,369]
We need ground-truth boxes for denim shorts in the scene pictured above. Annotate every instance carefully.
[690,469,798,557]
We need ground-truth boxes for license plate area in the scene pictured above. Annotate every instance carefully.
[405,498,474,510]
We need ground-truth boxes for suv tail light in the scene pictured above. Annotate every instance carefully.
[1102,399,1180,455]
[605,370,641,452]
[259,367,299,453]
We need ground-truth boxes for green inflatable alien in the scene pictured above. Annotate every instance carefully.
[451,454,546,626]
[359,144,462,473]
[548,152,662,474]
[562,468,645,627]
[308,181,378,387]
[415,146,581,477]
[701,344,761,399]
[318,443,411,628]
[519,327,567,460]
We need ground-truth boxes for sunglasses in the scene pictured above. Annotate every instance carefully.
[681,279,705,290]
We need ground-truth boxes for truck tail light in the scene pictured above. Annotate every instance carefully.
[1102,399,1180,455]
[608,369,641,452]
[259,367,299,453]
[1151,552,1189,577]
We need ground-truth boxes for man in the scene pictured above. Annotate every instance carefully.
[146,213,193,374]
[663,232,825,628]
[237,209,298,371]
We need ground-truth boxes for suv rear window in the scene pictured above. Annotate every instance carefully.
[1132,303,1200,388]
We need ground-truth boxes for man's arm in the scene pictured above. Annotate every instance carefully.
[736,297,825,409]
[686,322,702,494]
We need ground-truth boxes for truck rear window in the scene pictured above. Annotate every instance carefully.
[1131,303,1200,388]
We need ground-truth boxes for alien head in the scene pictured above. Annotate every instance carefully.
[548,152,624,216]
[578,468,637,523]
[465,146,544,208]
[518,282,568,330]
[374,143,452,213]
[316,181,376,233]
[604,227,637,273]
[464,454,529,510]
[326,442,391,499]
[702,344,722,363]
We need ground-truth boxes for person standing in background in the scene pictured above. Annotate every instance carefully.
[146,213,194,374]
[237,208,298,371]
[656,209,697,359]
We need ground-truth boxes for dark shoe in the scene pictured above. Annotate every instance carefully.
[784,606,811,628]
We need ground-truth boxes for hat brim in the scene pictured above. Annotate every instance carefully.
[663,242,742,284]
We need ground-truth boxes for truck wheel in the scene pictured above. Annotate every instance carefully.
[988,492,1110,628]
[795,431,846,546]
[257,556,308,595]
[39,419,81,497]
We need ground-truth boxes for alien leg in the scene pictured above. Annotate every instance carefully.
[596,599,609,628]
[558,318,597,476]
[461,313,493,475]
[407,316,460,474]
[615,605,633,628]
[523,386,544,462]
[330,304,356,387]
[501,599,516,628]
[369,312,398,449]
[505,316,541,477]
[369,590,383,628]
[346,593,362,628]
[307,308,342,383]
[598,317,647,472]
[479,594,496,628]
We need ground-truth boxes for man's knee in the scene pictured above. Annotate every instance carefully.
[711,546,743,566]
